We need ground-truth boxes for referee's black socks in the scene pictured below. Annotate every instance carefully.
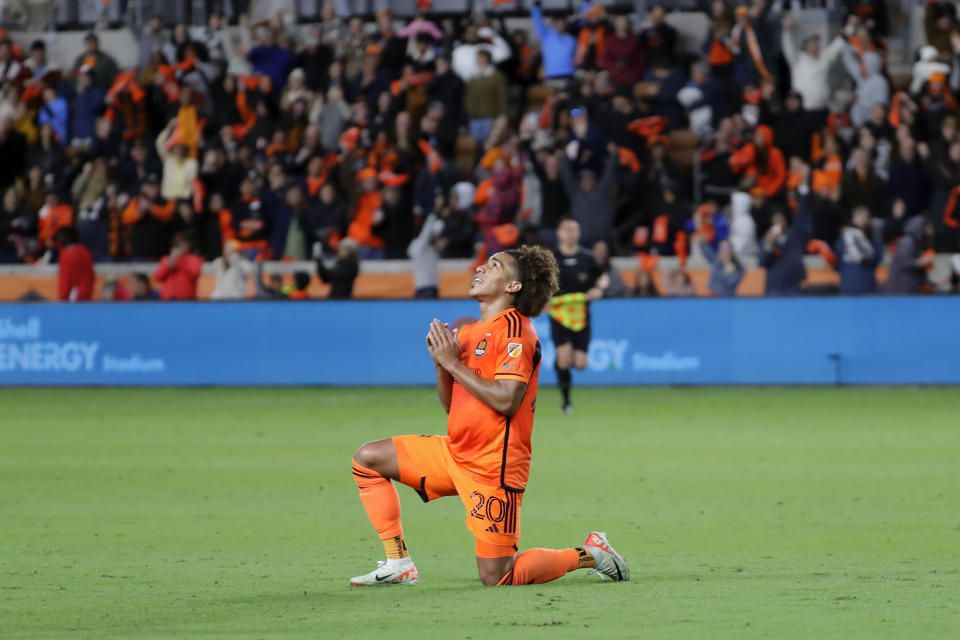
[555,365,572,408]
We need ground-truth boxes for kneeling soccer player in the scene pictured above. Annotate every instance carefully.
[350,245,629,586]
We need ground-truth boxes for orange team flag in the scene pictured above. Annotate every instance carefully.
[418,139,442,173]
[633,226,649,248]
[474,179,493,206]
[192,178,205,213]
[618,147,641,173]
[943,184,960,228]
[627,116,667,139]
[637,252,660,272]
[806,239,837,267]
[674,230,689,266]
[652,215,670,244]
[378,171,409,187]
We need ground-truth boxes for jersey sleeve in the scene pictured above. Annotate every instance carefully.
[493,322,535,384]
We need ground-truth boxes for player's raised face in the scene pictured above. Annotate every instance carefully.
[469,252,520,300]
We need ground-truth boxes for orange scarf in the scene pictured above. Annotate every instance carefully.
[575,25,605,66]
[742,22,772,83]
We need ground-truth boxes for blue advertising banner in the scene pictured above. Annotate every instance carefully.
[0,298,957,386]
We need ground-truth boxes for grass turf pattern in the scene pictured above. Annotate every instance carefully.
[1,387,958,638]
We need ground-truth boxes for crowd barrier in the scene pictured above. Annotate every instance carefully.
[1,297,957,386]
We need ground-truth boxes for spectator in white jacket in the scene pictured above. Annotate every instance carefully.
[911,45,951,94]
[211,240,254,300]
[452,25,512,81]
[407,201,445,299]
[729,191,759,259]
[781,15,846,114]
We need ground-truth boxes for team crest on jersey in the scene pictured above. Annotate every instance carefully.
[474,338,488,357]
[507,342,522,358]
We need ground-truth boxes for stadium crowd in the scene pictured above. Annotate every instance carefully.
[2,0,960,300]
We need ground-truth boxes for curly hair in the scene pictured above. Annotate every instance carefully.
[505,245,560,318]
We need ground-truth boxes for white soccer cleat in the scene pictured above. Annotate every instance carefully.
[349,557,419,586]
[583,531,630,582]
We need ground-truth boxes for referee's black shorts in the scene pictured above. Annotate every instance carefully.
[549,317,591,352]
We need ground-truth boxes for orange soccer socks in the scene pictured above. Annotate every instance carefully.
[496,547,594,585]
[351,461,408,559]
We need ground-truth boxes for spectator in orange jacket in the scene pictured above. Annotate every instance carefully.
[153,233,204,300]
[729,124,786,197]
[55,226,94,301]
[38,191,74,251]
[347,168,385,259]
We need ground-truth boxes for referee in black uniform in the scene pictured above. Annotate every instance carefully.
[550,218,607,414]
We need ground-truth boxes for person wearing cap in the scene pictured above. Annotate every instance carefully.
[530,1,577,83]
[781,15,846,118]
[71,33,119,89]
[574,3,609,70]
[121,174,176,260]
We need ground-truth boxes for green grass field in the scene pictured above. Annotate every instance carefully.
[1,387,958,639]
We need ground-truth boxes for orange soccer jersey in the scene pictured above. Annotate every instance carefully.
[447,308,541,492]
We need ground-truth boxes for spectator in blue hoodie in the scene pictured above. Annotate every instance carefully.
[38,86,68,144]
[70,70,106,147]
[762,163,814,296]
[833,206,883,295]
[530,1,577,83]
[247,28,293,91]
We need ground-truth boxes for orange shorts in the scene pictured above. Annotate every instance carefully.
[392,434,523,558]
